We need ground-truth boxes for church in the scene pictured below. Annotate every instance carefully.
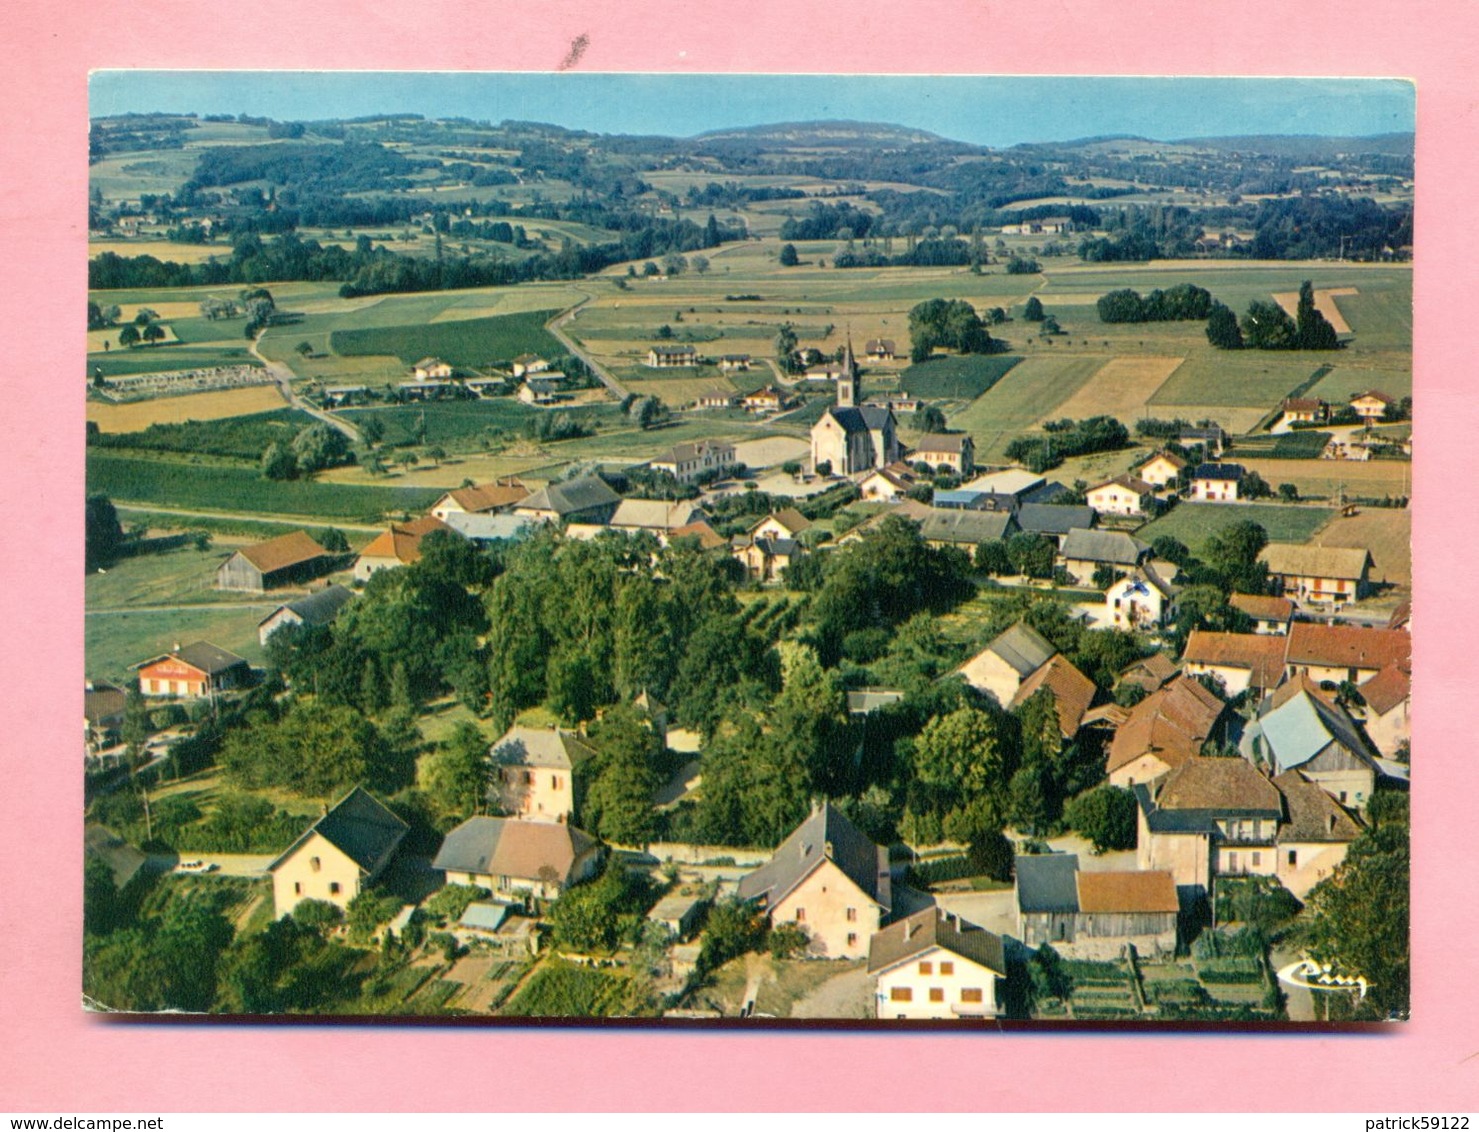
[809,340,900,476]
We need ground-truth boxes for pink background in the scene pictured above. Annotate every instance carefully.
[2,0,1475,1112]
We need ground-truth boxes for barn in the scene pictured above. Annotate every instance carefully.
[216,530,334,593]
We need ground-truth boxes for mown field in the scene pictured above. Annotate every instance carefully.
[897,354,1023,401]
[1313,507,1412,586]
[1136,502,1336,554]
[88,344,262,379]
[88,451,442,521]
[342,398,620,448]
[85,604,272,683]
[950,355,1107,461]
[87,386,291,432]
[330,309,563,367]
[1230,456,1412,502]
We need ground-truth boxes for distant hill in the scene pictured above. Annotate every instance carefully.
[693,120,945,147]
[1172,133,1415,160]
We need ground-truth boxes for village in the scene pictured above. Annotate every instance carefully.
[81,103,1411,1024]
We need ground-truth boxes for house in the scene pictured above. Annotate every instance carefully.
[433,816,601,901]
[1138,452,1186,490]
[847,688,905,715]
[353,516,455,581]
[693,388,738,410]
[269,786,409,917]
[1015,854,1180,959]
[397,380,457,401]
[1059,528,1151,586]
[1086,475,1155,518]
[1178,425,1228,457]
[733,535,802,583]
[412,356,453,380]
[1283,622,1410,687]
[956,622,1058,708]
[1106,675,1227,789]
[134,641,250,699]
[511,354,550,379]
[1260,545,1373,608]
[84,681,128,755]
[668,520,727,551]
[649,438,736,483]
[215,530,333,593]
[1009,653,1097,740]
[1181,630,1288,699]
[1103,564,1180,630]
[648,892,707,941]
[1265,769,1365,899]
[1277,397,1330,428]
[917,507,1017,552]
[1187,463,1246,503]
[737,802,892,959]
[960,468,1046,501]
[1014,503,1095,548]
[513,476,622,525]
[867,908,1005,1020]
[322,385,370,407]
[609,498,709,536]
[932,488,1016,513]
[430,479,530,521]
[257,584,355,646]
[864,339,897,361]
[835,499,934,546]
[742,385,791,414]
[1229,593,1296,635]
[1349,390,1394,423]
[646,344,698,368]
[859,463,919,502]
[1355,662,1411,758]
[717,354,751,372]
[441,512,534,546]
[1240,680,1383,809]
[750,509,812,543]
[1134,756,1285,902]
[490,725,597,823]
[463,377,508,399]
[1117,652,1179,697]
[810,348,900,475]
[518,377,567,406]
[912,433,976,476]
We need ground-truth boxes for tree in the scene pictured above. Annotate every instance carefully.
[261,442,297,481]
[1064,785,1139,853]
[1240,300,1298,350]
[1040,314,1061,335]
[296,341,314,358]
[141,323,166,346]
[117,324,140,348]
[1023,296,1045,322]
[581,705,663,846]
[1295,280,1340,350]
[85,494,125,571]
[1278,482,1300,502]
[912,706,1010,806]
[423,721,491,820]
[315,527,350,553]
[1205,300,1244,349]
[359,417,385,446]
[778,242,799,267]
[914,404,947,434]
[291,423,351,473]
[774,322,798,371]
[691,255,710,275]
[1203,520,1269,593]
[1006,532,1056,579]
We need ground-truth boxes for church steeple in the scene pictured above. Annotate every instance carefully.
[837,330,859,408]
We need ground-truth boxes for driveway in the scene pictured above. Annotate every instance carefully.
[789,965,875,1020]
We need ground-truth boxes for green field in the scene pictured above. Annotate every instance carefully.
[1149,353,1329,410]
[951,355,1107,461]
[88,345,262,379]
[88,451,441,521]
[331,310,563,367]
[85,604,272,684]
[1136,501,1335,554]
[898,354,1023,400]
[343,398,620,448]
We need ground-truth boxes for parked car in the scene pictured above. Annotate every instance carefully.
[175,859,218,874]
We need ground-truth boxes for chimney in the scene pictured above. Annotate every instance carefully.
[904,920,915,941]
[1328,812,1337,834]
[172,641,182,654]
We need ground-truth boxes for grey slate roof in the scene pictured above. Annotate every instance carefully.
[986,622,1057,679]
[1014,853,1080,914]
[1061,527,1151,566]
[442,512,534,542]
[490,726,596,771]
[1191,463,1246,481]
[737,803,889,912]
[432,816,598,883]
[518,475,621,517]
[85,823,147,889]
[1016,503,1095,537]
[918,508,1017,545]
[136,640,250,677]
[1248,690,1379,775]
[279,585,355,627]
[827,404,895,434]
[867,907,1006,977]
[268,786,409,876]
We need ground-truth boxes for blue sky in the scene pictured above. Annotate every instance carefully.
[88,72,1414,147]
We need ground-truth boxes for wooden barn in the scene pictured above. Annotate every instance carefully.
[216,530,334,593]
[1015,853,1179,959]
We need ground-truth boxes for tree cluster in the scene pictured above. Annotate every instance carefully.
[907,299,995,363]
[1096,284,1213,323]
[1004,416,1130,474]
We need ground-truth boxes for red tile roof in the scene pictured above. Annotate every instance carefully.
[235,530,329,575]
[1106,675,1225,774]
[358,516,453,566]
[1011,654,1097,738]
[1076,870,1180,915]
[1229,593,1296,623]
[1285,623,1410,673]
[1358,662,1411,715]
[1182,630,1288,690]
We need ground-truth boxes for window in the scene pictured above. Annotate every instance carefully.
[919,961,933,975]
[309,857,321,873]
[1251,852,1262,868]
[939,962,954,976]
[795,908,805,922]
[961,988,983,1004]
[1227,851,1238,871]
[929,988,944,1003]
[552,775,563,790]
[1287,850,1297,867]
[329,882,341,895]
[293,882,302,895]
[847,933,858,949]
[846,907,857,922]
[890,987,912,1002]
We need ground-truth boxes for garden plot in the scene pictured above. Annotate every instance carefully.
[1045,356,1184,426]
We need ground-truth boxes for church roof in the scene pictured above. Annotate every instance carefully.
[826,404,894,434]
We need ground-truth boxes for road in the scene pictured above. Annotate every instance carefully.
[546,293,629,401]
[114,503,381,533]
[249,335,362,443]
